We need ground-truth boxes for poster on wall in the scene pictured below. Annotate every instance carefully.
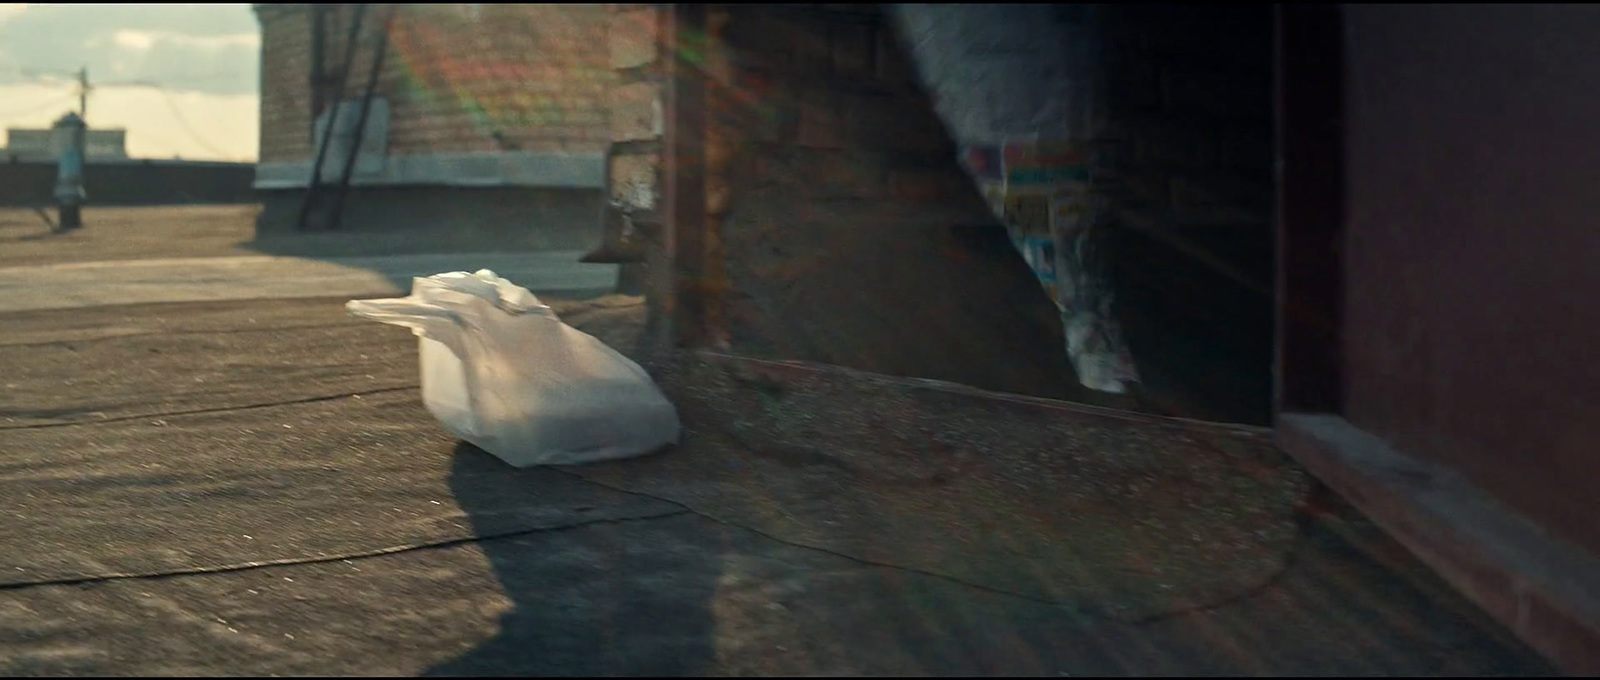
[1025,238,1060,306]
[951,137,1140,393]
[981,181,1008,225]
[997,140,1092,311]
[1048,181,1093,237]
[1003,140,1089,194]
[961,145,1003,183]
[1002,190,1060,306]
[1008,138,1139,392]
[1002,193,1051,238]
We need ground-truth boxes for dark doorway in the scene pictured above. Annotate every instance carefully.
[1273,4,1346,417]
[1097,4,1281,426]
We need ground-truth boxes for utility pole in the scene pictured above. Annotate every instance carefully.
[77,66,88,118]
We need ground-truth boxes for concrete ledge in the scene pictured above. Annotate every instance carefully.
[252,184,604,252]
[0,252,619,314]
[3,157,252,169]
[1277,413,1600,675]
[696,351,1275,439]
[0,160,255,207]
[253,151,605,190]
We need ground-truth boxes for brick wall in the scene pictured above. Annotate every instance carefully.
[891,4,1277,422]
[613,4,1110,402]
[255,3,613,164]
[256,5,313,163]
[603,5,975,210]
[717,5,972,207]
[603,4,1275,414]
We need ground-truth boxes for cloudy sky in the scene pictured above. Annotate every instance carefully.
[0,3,259,161]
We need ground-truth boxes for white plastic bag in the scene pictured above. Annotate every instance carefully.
[346,269,680,467]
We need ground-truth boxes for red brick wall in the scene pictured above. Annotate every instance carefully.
[256,5,313,163]
[630,4,1102,402]
[255,3,612,164]
[717,4,969,205]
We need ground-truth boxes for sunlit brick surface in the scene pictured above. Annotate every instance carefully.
[256,4,613,163]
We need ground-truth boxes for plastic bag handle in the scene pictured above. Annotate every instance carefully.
[346,298,484,434]
[345,298,476,350]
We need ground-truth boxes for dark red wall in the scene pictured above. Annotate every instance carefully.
[1342,5,1600,554]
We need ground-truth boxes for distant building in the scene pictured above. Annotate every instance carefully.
[2,126,129,162]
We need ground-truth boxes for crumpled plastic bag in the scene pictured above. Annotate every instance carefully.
[346,269,679,467]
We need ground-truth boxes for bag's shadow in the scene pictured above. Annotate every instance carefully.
[424,442,723,677]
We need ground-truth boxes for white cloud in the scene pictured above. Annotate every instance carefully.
[112,29,156,51]
[0,4,261,160]
[184,32,259,50]
[0,5,259,95]
[113,29,259,52]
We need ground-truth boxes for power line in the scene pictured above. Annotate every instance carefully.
[44,71,242,159]
[155,87,232,159]
[5,66,253,92]
[0,92,76,119]
[97,72,255,90]
[0,63,79,80]
[2,68,251,160]
[121,126,193,160]
[93,79,161,89]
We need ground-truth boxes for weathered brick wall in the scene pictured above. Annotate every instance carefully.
[256,5,314,163]
[602,4,964,208]
[255,3,613,163]
[892,4,1274,249]
[717,4,973,207]
[604,4,662,213]
[891,4,1276,422]
[615,4,1108,402]
[604,4,1274,414]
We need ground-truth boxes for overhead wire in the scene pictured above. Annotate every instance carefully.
[0,63,79,82]
[97,71,254,90]
[91,75,252,160]
[154,87,232,159]
[0,91,76,119]
[2,65,255,160]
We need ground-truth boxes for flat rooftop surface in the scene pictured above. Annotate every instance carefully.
[0,293,1554,676]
